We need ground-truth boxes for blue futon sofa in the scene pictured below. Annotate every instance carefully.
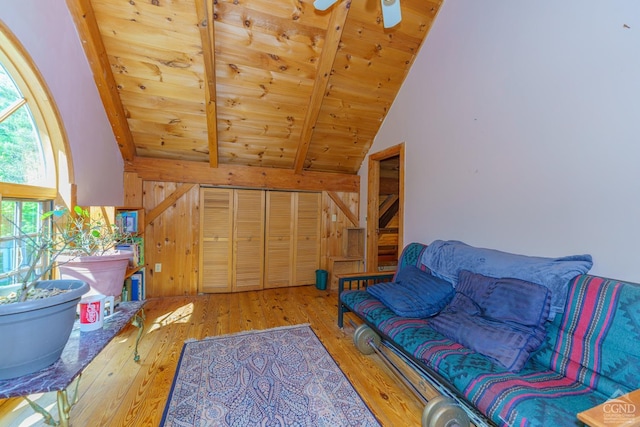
[339,241,640,426]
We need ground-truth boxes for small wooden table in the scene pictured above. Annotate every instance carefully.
[0,300,146,427]
[577,389,640,427]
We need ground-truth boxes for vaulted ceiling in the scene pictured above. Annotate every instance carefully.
[67,0,441,191]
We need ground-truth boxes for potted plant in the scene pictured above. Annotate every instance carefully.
[0,206,133,380]
[53,206,133,298]
[0,207,91,380]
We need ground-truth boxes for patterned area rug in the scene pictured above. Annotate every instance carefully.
[161,324,381,426]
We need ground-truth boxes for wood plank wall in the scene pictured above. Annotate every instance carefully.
[321,191,360,268]
[142,181,200,297]
[125,172,360,297]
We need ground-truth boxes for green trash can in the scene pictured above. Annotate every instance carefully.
[315,269,328,290]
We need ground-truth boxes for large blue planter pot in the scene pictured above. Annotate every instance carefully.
[0,280,90,380]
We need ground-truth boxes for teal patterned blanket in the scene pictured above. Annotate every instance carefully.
[341,243,640,426]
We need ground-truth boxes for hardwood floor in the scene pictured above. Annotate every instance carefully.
[0,285,425,426]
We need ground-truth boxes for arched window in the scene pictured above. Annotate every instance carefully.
[0,62,48,185]
[0,19,72,286]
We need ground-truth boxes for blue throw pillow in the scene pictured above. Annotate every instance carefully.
[367,266,454,318]
[429,270,551,372]
[456,270,551,327]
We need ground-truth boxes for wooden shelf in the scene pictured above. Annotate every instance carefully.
[328,256,364,290]
[115,207,145,235]
[344,228,364,258]
[124,266,143,279]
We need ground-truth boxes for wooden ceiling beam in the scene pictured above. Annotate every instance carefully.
[66,0,137,161]
[125,157,359,193]
[293,0,350,174]
[195,0,219,168]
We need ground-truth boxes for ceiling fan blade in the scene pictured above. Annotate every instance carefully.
[381,0,402,28]
[313,0,339,11]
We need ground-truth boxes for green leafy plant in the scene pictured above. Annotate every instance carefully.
[0,206,131,304]
[50,206,131,257]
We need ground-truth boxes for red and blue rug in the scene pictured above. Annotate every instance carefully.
[161,324,381,426]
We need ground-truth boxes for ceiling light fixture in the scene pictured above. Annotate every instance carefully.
[313,0,402,28]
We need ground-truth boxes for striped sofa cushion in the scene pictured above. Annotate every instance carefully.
[340,274,640,426]
[534,275,640,397]
[341,290,603,425]
[461,275,640,425]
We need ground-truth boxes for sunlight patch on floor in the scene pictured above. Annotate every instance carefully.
[2,392,57,427]
[147,302,194,334]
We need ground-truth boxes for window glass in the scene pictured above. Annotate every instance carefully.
[0,63,46,185]
[0,63,21,107]
[0,199,50,286]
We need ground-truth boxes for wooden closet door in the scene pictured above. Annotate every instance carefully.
[294,192,321,285]
[233,190,265,292]
[264,191,294,288]
[199,188,233,293]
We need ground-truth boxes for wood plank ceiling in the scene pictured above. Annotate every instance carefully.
[67,0,442,189]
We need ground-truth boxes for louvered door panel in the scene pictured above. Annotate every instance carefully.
[201,188,320,293]
[233,190,265,292]
[264,191,294,288]
[199,188,233,293]
[294,192,321,285]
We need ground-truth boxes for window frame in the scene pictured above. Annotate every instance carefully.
[0,19,74,286]
[0,198,52,286]
[0,18,74,202]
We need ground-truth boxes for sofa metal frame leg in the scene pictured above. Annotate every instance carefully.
[351,321,427,405]
[350,321,491,427]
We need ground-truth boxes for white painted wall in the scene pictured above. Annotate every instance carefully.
[364,0,640,282]
[1,1,124,206]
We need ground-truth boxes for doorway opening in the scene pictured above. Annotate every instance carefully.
[366,143,404,272]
